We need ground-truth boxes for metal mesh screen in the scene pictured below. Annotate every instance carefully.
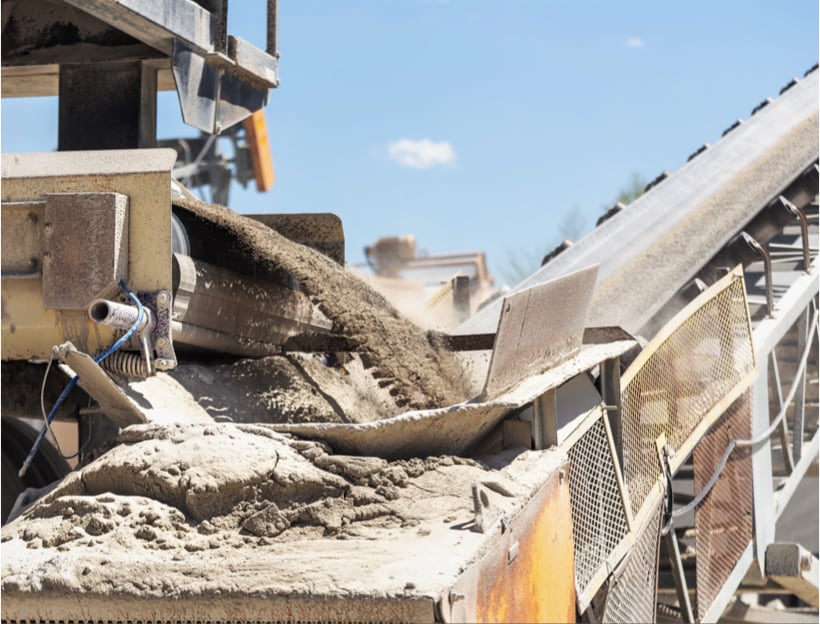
[567,414,631,602]
[694,390,754,622]
[601,498,663,624]
[621,274,754,517]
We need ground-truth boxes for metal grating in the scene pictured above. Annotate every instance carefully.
[694,389,754,622]
[567,414,631,603]
[621,273,754,517]
[601,498,663,624]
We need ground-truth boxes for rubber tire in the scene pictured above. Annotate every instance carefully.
[1,417,70,524]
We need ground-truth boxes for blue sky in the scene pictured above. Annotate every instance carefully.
[1,1,818,284]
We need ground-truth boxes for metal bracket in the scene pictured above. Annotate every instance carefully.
[740,231,774,316]
[765,543,819,608]
[54,342,145,428]
[172,39,270,135]
[138,290,177,370]
[773,195,812,271]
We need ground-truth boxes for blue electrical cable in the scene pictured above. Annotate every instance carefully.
[19,281,145,478]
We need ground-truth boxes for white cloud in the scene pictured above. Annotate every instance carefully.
[387,138,456,170]
[626,37,644,49]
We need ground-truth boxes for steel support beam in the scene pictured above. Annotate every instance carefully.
[59,62,148,150]
[751,356,776,576]
[663,531,696,623]
[61,0,215,56]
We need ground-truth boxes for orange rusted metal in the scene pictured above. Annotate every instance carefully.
[243,108,275,192]
[466,462,576,623]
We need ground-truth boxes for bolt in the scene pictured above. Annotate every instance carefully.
[156,291,170,306]
[155,337,168,349]
[800,554,812,572]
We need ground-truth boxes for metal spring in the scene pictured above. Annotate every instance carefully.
[101,351,148,378]
[657,601,683,619]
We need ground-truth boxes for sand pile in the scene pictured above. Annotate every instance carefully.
[2,423,482,546]
[1,422,490,588]
[174,197,470,412]
[164,352,400,425]
[2,421,568,622]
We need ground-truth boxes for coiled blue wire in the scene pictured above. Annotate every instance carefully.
[18,281,145,478]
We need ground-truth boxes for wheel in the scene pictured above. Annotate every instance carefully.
[1,417,70,524]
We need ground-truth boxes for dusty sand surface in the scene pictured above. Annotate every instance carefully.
[1,422,565,621]
[2,423,481,545]
[164,352,401,425]
[174,197,470,412]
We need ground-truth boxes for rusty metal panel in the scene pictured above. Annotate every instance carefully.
[601,498,663,624]
[482,265,597,398]
[43,192,129,309]
[694,390,754,622]
[621,268,756,519]
[446,456,576,623]
[566,411,632,609]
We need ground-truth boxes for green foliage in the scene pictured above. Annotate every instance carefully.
[499,172,647,285]
[610,172,646,209]
[499,209,586,285]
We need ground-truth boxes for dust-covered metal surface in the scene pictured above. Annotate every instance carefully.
[1,149,176,360]
[694,389,754,622]
[620,268,756,519]
[57,342,146,428]
[271,337,635,460]
[0,200,45,277]
[42,192,129,309]
[171,253,332,354]
[3,0,279,136]
[482,265,597,398]
[601,498,663,624]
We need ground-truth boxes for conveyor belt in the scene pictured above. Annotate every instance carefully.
[457,66,819,339]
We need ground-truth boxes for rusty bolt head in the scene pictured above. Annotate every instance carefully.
[801,554,812,571]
